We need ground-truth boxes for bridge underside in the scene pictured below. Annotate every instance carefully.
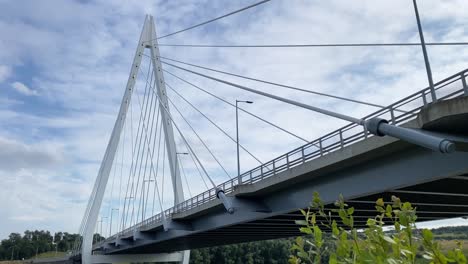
[182,176,468,245]
[111,174,468,254]
[97,97,468,255]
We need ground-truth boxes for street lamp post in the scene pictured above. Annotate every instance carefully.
[122,196,134,230]
[99,216,107,241]
[10,246,15,260]
[235,100,253,185]
[109,208,119,237]
[142,179,155,219]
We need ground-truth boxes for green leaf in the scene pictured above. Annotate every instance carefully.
[383,235,396,244]
[347,207,354,215]
[297,251,309,259]
[340,230,347,242]
[332,220,339,237]
[295,220,308,226]
[367,218,376,226]
[313,226,322,245]
[299,227,312,234]
[342,217,350,226]
[391,195,401,207]
[290,244,301,251]
[375,205,385,213]
[376,198,385,207]
[422,229,433,242]
[400,214,408,226]
[402,202,413,210]
[295,236,304,247]
[385,204,392,217]
[401,249,412,256]
[338,209,347,221]
[422,253,433,260]
[312,192,321,208]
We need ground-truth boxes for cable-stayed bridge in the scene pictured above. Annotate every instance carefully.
[61,1,468,263]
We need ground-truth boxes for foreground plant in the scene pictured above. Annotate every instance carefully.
[289,192,466,264]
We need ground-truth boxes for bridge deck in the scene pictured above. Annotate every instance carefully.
[94,69,468,254]
[121,174,468,253]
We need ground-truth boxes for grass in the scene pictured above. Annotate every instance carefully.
[0,252,68,264]
[414,240,468,263]
[439,239,468,255]
[30,251,68,260]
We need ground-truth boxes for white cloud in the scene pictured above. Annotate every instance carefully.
[0,168,88,238]
[11,81,38,96]
[0,65,11,82]
[0,136,63,172]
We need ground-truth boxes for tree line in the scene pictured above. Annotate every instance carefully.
[0,230,77,260]
[0,231,106,261]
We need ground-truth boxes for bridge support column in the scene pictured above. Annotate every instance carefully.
[80,15,189,264]
[80,15,150,264]
[146,15,190,264]
[91,252,184,263]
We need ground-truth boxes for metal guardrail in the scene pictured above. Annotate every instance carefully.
[100,68,468,245]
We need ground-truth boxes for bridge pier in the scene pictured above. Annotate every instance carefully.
[90,252,184,263]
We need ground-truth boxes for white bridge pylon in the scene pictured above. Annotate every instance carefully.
[80,15,189,264]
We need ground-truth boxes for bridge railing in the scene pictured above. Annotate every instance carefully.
[100,68,467,245]
[168,68,467,215]
[238,69,467,185]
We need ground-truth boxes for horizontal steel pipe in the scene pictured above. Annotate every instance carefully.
[366,118,455,153]
[216,189,235,214]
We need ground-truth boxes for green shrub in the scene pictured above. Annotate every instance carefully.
[289,192,467,264]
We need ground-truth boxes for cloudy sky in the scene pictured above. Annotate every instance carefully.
[0,0,467,239]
